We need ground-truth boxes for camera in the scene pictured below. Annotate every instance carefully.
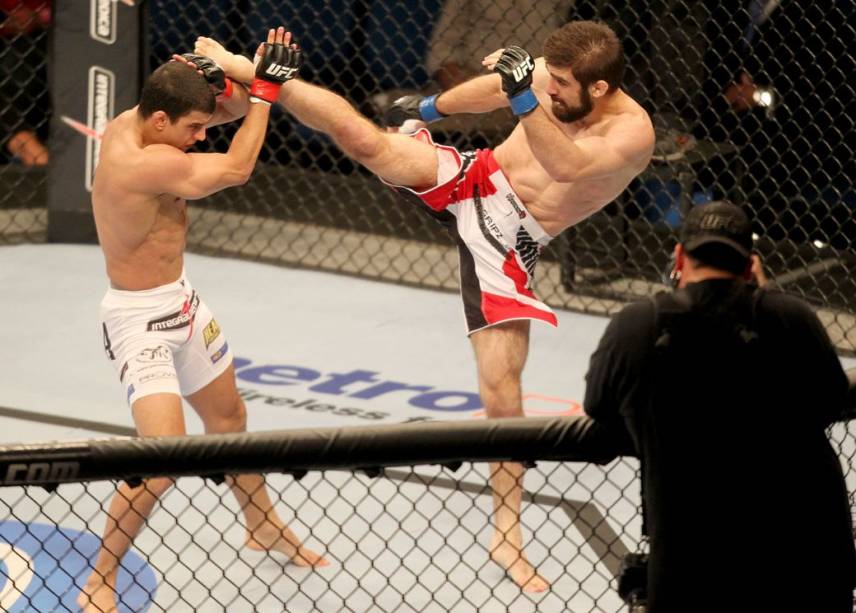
[617,552,649,609]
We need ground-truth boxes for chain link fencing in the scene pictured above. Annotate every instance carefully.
[145,0,856,349]
[2,2,854,347]
[0,0,50,242]
[1,3,855,611]
[0,416,854,612]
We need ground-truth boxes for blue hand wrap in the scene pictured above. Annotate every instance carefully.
[509,89,539,117]
[418,94,445,123]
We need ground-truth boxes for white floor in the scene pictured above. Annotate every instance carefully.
[0,244,612,439]
[0,245,853,612]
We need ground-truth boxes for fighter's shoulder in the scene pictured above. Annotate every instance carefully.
[607,100,653,136]
[138,143,190,173]
[601,103,655,158]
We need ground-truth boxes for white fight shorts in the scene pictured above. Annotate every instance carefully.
[385,129,557,334]
[99,272,233,406]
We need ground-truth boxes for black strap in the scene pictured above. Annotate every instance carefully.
[636,285,764,539]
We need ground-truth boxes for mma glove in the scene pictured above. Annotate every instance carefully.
[179,53,233,99]
[494,45,539,117]
[250,42,303,104]
[383,94,446,128]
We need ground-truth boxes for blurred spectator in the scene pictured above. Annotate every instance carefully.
[697,0,854,242]
[0,0,50,166]
[583,0,853,242]
[426,0,574,90]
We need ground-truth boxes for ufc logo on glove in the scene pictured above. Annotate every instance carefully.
[512,58,535,82]
[265,63,298,79]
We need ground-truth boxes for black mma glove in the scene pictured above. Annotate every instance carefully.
[493,45,539,117]
[250,42,303,104]
[179,53,232,98]
[383,94,445,128]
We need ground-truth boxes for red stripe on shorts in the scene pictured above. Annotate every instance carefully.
[480,292,558,327]
[502,251,535,299]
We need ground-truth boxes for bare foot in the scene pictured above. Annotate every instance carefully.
[194,36,254,84]
[77,574,119,613]
[246,525,330,567]
[490,536,549,593]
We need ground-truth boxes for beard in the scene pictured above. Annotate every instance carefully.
[551,87,594,123]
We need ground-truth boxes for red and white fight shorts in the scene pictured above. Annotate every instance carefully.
[385,129,558,334]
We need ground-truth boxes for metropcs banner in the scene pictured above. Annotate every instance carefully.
[231,356,584,425]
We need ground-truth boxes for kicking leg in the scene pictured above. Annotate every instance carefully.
[195,35,438,189]
[470,320,549,593]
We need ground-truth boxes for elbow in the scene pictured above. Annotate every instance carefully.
[230,164,254,186]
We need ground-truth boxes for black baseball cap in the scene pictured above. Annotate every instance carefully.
[680,201,753,259]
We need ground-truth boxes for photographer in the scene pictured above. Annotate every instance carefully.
[583,201,856,611]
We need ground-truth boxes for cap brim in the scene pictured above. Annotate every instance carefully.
[684,235,751,258]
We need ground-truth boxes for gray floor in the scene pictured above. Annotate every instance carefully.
[1,245,853,612]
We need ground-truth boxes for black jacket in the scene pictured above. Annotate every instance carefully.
[585,278,856,611]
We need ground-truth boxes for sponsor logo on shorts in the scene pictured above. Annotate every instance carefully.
[138,371,177,384]
[146,293,199,332]
[118,361,129,382]
[506,193,526,219]
[126,384,135,402]
[90,0,116,44]
[211,341,229,364]
[203,319,221,348]
[85,66,114,191]
[135,345,172,364]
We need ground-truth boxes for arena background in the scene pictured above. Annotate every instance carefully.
[0,1,854,611]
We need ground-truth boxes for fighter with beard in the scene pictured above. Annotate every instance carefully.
[194,20,653,593]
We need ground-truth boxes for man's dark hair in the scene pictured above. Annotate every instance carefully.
[138,61,215,122]
[543,21,625,92]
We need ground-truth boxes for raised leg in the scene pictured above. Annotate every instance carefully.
[195,36,438,189]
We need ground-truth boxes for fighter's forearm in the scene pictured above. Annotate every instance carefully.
[222,101,270,179]
[519,108,585,182]
[435,73,509,115]
[208,82,251,127]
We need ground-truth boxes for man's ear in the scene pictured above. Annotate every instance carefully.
[590,79,610,99]
[151,110,169,131]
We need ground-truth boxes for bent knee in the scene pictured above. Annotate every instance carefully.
[204,398,247,434]
[334,119,385,162]
[479,386,523,418]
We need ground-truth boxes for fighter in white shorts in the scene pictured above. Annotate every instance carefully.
[100,273,232,406]
[383,129,557,334]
